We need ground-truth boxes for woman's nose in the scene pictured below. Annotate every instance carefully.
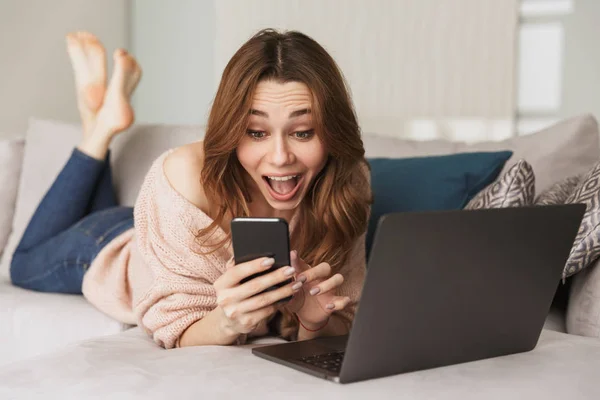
[269,138,294,166]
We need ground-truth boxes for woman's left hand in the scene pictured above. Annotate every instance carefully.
[284,250,351,329]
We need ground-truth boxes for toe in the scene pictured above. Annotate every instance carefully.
[66,32,80,47]
[114,49,137,72]
[77,31,96,41]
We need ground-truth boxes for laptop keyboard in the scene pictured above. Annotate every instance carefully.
[297,351,345,373]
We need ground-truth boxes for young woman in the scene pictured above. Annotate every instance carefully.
[10,29,372,349]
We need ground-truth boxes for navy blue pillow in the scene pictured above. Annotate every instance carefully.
[365,151,513,259]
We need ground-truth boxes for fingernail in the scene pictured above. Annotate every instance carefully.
[261,258,275,267]
[309,287,320,296]
[284,267,295,276]
[298,275,307,283]
[292,282,303,290]
[326,303,335,310]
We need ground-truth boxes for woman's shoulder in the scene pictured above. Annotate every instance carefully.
[162,141,210,214]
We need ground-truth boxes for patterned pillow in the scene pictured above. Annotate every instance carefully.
[535,175,582,205]
[464,160,535,210]
[563,161,600,278]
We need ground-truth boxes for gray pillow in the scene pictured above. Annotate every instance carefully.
[535,175,583,206]
[563,161,600,278]
[464,160,535,210]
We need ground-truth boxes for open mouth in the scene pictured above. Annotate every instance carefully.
[262,174,304,201]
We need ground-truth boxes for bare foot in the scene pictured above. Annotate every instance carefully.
[66,31,107,135]
[96,48,142,136]
[78,48,142,160]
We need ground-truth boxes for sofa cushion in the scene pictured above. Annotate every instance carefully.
[2,115,598,275]
[0,277,127,367]
[0,138,24,260]
[4,114,598,276]
[1,327,600,398]
[464,160,535,209]
[363,114,600,194]
[366,151,512,257]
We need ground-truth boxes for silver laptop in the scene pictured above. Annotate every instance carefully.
[252,204,585,383]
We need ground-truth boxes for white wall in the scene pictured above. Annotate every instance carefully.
[6,1,598,142]
[132,0,519,141]
[0,0,130,139]
[130,0,600,142]
[131,0,215,125]
[214,0,518,142]
[562,0,600,122]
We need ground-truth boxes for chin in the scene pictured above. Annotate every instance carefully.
[265,197,304,211]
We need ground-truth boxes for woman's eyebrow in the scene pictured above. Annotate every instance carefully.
[249,108,311,119]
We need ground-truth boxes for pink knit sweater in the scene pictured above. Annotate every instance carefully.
[81,149,367,349]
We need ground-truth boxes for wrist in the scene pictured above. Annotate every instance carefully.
[215,307,242,344]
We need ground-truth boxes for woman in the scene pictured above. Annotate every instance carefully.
[10,28,372,349]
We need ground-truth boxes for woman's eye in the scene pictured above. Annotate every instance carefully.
[294,130,315,140]
[246,130,267,140]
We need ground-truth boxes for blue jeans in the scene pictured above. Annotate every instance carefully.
[10,148,134,294]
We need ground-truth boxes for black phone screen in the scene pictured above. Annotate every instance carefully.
[230,217,293,296]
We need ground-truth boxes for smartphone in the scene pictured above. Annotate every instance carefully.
[230,217,293,301]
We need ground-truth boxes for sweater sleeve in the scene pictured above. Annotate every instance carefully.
[131,150,231,349]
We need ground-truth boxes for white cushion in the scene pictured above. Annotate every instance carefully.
[0,277,127,367]
[0,138,24,262]
[0,328,599,398]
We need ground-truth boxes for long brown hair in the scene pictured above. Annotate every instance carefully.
[200,28,372,271]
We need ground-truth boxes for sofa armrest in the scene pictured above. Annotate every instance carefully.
[0,138,25,258]
[567,258,600,337]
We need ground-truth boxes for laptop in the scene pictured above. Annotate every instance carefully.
[252,204,585,384]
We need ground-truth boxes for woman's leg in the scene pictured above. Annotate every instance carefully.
[11,207,134,294]
[10,31,141,292]
[15,148,111,252]
[87,150,119,214]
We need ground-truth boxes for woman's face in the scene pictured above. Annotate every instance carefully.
[236,80,328,214]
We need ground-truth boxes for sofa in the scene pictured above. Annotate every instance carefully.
[1,115,600,398]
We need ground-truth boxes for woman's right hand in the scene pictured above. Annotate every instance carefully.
[213,257,303,337]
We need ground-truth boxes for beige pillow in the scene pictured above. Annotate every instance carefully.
[0,138,25,261]
[464,160,535,209]
[0,118,204,277]
[364,114,599,193]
